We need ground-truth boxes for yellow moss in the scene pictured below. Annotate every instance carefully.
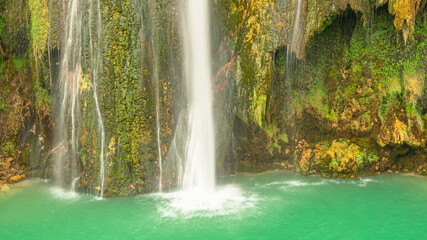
[81,121,87,146]
[389,0,421,41]
[393,119,409,144]
[80,74,92,93]
[294,140,315,174]
[383,77,402,96]
[9,174,25,182]
[377,115,424,147]
[299,148,313,173]
[107,136,116,157]
[404,74,424,102]
[314,140,370,177]
[91,128,97,160]
[130,117,141,164]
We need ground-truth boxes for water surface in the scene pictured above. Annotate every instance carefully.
[1,171,426,239]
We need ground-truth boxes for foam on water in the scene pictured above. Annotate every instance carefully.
[321,178,378,187]
[155,185,258,218]
[263,178,378,190]
[264,180,325,188]
[352,178,377,187]
[50,187,79,200]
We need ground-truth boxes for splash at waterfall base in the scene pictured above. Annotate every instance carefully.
[155,184,257,218]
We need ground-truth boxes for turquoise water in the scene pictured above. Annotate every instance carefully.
[1,171,427,239]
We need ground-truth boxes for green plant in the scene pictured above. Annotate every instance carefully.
[277,132,288,144]
[0,96,7,112]
[34,80,52,111]
[363,149,379,163]
[264,123,288,153]
[12,55,27,70]
[2,142,16,158]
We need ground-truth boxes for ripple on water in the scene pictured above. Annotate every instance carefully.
[153,185,259,218]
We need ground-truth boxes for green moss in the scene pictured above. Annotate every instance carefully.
[274,7,425,143]
[222,0,273,126]
[29,0,49,62]
[253,88,267,126]
[379,91,403,122]
[78,0,159,196]
[283,11,354,125]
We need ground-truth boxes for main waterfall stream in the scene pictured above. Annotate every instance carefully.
[155,0,251,216]
[182,0,215,194]
[1,172,427,239]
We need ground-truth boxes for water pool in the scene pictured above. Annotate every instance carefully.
[1,171,426,239]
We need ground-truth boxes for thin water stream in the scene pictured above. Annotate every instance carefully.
[88,0,106,199]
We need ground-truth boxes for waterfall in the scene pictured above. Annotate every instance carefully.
[286,0,304,80]
[289,0,304,53]
[182,0,215,193]
[155,0,254,216]
[54,0,81,189]
[88,0,106,199]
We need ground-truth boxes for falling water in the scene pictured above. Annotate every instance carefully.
[54,0,81,189]
[71,176,80,191]
[152,38,163,193]
[182,0,215,193]
[156,81,163,192]
[88,0,106,198]
[43,140,66,180]
[289,0,304,52]
[141,0,253,216]
[286,0,304,79]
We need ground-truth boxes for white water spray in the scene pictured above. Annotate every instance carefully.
[182,0,215,193]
